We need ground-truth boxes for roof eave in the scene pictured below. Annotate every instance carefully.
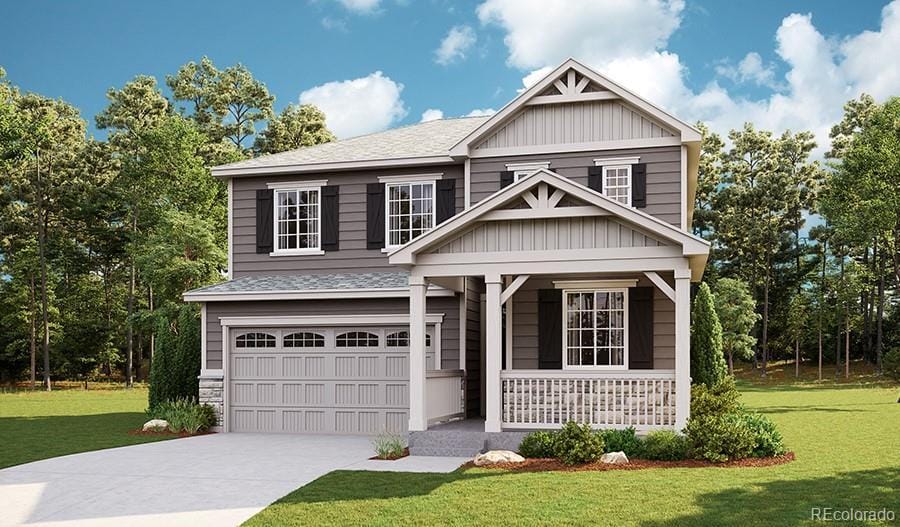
[210,155,457,178]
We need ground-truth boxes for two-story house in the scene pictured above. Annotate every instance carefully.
[184,59,710,448]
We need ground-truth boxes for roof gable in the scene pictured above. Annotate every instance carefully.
[449,59,701,157]
[388,168,709,266]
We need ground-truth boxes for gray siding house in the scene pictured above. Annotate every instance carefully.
[184,59,709,439]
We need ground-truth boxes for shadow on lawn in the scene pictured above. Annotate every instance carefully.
[641,467,900,527]
[272,469,499,504]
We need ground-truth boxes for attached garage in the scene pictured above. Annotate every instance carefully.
[227,325,437,434]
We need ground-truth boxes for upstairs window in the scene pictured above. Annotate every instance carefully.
[275,188,320,253]
[386,182,434,247]
[603,165,631,206]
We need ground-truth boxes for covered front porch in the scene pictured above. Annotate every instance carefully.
[390,169,709,436]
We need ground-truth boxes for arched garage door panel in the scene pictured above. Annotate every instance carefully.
[228,327,433,434]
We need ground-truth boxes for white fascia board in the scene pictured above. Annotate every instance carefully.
[505,161,550,171]
[211,155,454,178]
[182,286,454,303]
[378,173,443,184]
[553,279,639,289]
[593,156,640,165]
[267,179,328,189]
[467,137,680,159]
[218,313,445,327]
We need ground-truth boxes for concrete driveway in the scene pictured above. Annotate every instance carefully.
[0,433,400,526]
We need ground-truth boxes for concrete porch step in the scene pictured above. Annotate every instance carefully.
[408,420,530,457]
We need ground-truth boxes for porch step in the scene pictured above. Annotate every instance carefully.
[408,427,530,457]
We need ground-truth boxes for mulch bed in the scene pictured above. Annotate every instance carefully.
[369,447,410,461]
[128,429,213,438]
[466,452,795,472]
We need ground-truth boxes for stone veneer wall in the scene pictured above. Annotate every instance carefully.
[199,375,224,428]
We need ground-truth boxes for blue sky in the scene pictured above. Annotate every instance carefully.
[2,0,897,150]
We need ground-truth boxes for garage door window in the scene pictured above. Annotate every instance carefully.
[386,331,431,347]
[336,331,379,347]
[283,332,325,348]
[235,332,276,348]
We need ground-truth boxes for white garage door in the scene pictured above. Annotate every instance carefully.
[228,326,434,434]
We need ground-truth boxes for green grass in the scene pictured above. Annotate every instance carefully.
[0,387,176,469]
[246,381,900,527]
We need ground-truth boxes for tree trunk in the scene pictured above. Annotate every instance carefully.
[795,339,800,378]
[862,247,872,362]
[817,312,823,381]
[761,277,769,377]
[125,210,137,388]
[876,250,885,372]
[727,350,734,375]
[36,150,52,392]
[845,307,850,379]
[29,273,37,388]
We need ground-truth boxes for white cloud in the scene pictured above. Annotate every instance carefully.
[435,25,477,65]
[466,108,497,117]
[320,16,348,32]
[336,0,380,14]
[420,108,444,122]
[479,0,900,157]
[520,66,553,91]
[299,71,407,138]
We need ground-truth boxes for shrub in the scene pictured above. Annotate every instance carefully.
[691,282,727,388]
[518,430,558,458]
[553,421,605,465]
[148,397,215,434]
[687,412,755,462]
[600,427,643,457]
[641,430,690,461]
[148,305,201,410]
[741,412,786,457]
[372,433,405,459]
[883,348,900,381]
[690,377,742,419]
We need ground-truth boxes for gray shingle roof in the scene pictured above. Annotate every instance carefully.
[185,272,410,296]
[212,116,489,173]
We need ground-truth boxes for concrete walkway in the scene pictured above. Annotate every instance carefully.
[0,434,467,527]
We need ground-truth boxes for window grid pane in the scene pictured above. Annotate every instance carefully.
[387,182,434,246]
[565,291,626,367]
[275,189,320,250]
[603,166,631,205]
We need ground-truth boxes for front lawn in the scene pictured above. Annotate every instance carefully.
[0,386,175,469]
[246,381,899,526]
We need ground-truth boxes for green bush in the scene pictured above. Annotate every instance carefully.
[518,430,558,458]
[147,397,215,434]
[741,412,786,457]
[553,421,605,465]
[372,433,405,459]
[687,412,755,462]
[148,305,201,410]
[689,377,742,419]
[641,430,690,461]
[600,427,643,457]
[883,348,900,381]
[691,282,727,388]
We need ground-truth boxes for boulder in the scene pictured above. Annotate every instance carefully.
[142,419,169,432]
[474,450,525,466]
[600,451,629,464]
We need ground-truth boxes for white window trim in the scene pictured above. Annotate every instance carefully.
[378,173,443,184]
[506,161,550,182]
[593,156,640,165]
[384,180,437,250]
[562,288,629,371]
[267,179,328,190]
[601,164,632,207]
[272,186,323,256]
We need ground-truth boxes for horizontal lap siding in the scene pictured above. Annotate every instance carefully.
[231,164,464,278]
[470,146,682,227]
[510,275,675,370]
[205,296,459,370]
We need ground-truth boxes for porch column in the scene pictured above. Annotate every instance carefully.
[409,276,428,432]
[674,269,691,430]
[484,273,503,433]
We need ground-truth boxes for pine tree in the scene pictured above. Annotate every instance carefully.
[691,283,727,387]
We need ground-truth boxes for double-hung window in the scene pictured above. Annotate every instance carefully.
[603,165,631,206]
[563,289,628,368]
[274,187,321,254]
[386,181,435,248]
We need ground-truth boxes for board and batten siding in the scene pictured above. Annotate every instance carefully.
[205,296,460,371]
[432,215,669,255]
[469,146,682,227]
[510,275,675,370]
[474,100,676,151]
[231,164,464,278]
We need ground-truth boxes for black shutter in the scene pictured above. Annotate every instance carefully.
[628,287,654,369]
[366,183,385,250]
[500,171,514,188]
[632,163,647,208]
[255,189,274,254]
[538,289,563,369]
[436,179,456,224]
[321,185,339,251]
[588,165,603,193]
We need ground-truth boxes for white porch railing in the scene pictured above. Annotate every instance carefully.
[426,369,465,424]
[500,370,677,431]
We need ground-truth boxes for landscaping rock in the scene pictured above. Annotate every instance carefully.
[474,450,525,466]
[142,419,169,432]
[600,451,629,464]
